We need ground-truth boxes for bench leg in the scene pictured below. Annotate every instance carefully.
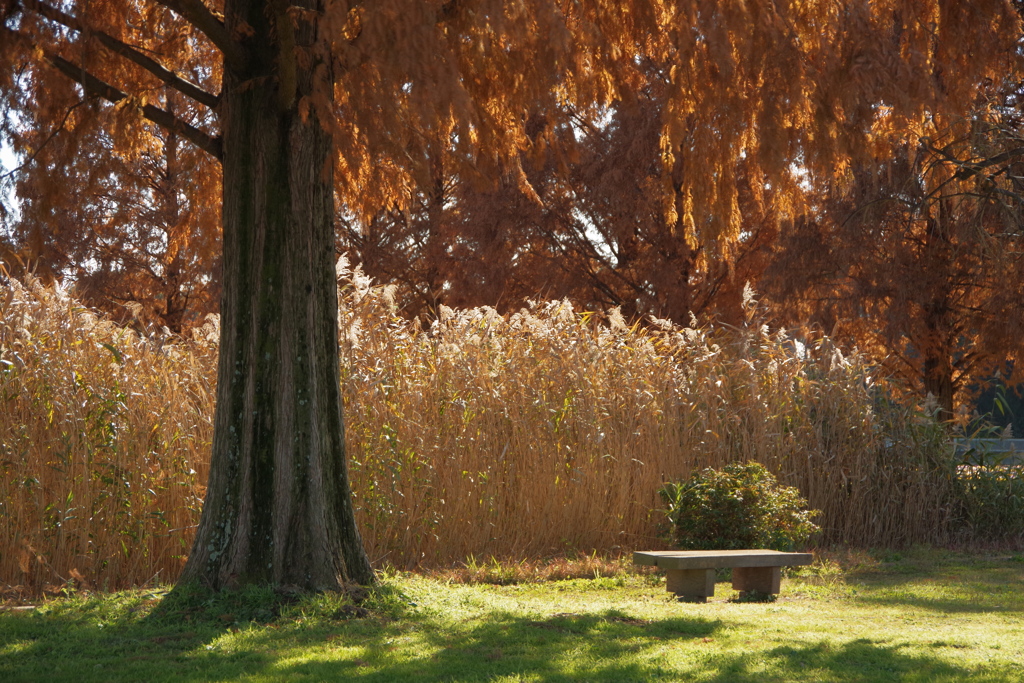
[665,568,716,603]
[731,566,781,597]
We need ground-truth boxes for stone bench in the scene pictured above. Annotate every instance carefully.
[634,549,813,602]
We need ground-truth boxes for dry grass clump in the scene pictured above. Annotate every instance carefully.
[1,268,963,595]
[422,553,640,585]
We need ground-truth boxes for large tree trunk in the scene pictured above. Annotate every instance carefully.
[179,0,374,591]
[919,213,956,424]
[923,353,955,423]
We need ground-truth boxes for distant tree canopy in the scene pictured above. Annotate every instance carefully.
[345,66,777,325]
[1,1,223,331]
[765,89,1024,421]
[1,0,1022,590]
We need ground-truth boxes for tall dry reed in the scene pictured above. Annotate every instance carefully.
[1,277,215,594]
[1,268,960,595]
[338,267,958,567]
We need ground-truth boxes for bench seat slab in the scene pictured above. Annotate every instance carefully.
[634,549,812,570]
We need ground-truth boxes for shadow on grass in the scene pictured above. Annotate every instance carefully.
[841,562,1024,614]
[0,584,1015,683]
[698,638,1010,683]
[268,609,723,682]
[248,616,1011,683]
[852,591,1022,615]
[2,594,718,683]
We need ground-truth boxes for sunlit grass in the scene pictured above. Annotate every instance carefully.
[1,551,1021,682]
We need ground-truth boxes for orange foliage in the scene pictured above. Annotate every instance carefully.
[1,1,222,331]
[764,96,1024,421]
[4,1,1020,326]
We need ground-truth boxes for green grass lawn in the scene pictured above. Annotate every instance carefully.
[1,549,1022,682]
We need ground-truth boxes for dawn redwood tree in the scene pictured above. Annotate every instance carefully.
[2,0,1020,591]
[3,97,222,332]
[764,102,1024,422]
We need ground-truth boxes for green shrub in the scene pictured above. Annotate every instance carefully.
[660,461,820,551]
[955,465,1024,541]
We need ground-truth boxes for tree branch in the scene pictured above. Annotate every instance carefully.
[0,101,84,181]
[151,0,248,73]
[19,0,220,109]
[924,140,1024,181]
[45,52,222,159]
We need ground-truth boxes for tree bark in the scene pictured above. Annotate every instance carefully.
[179,0,375,591]
[923,353,955,423]
[920,213,956,424]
